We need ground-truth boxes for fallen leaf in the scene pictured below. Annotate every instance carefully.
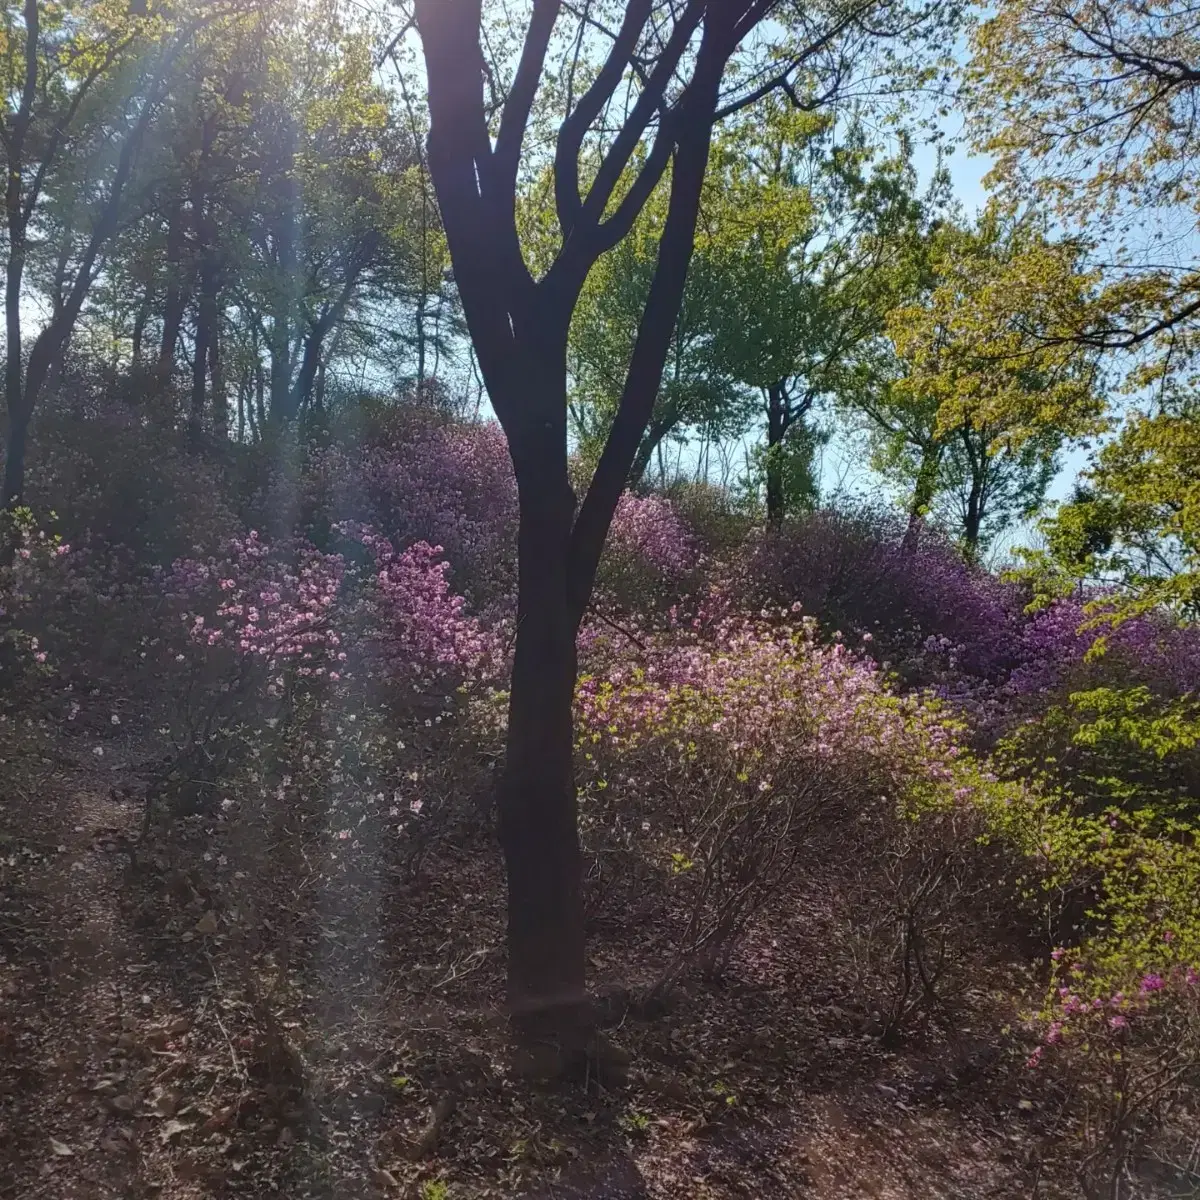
[159,1119,192,1144]
[200,1104,235,1133]
[194,911,218,936]
[150,1088,181,1118]
[49,1138,74,1157]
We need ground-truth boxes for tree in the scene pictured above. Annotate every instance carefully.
[1039,398,1200,618]
[966,0,1200,354]
[705,102,934,519]
[2,0,185,504]
[62,0,433,439]
[408,0,953,1058]
[851,204,1104,555]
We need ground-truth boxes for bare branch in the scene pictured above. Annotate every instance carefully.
[554,0,652,238]
[493,0,561,193]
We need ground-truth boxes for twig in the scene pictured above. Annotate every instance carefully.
[585,603,647,651]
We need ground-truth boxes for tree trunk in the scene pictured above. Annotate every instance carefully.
[268,131,298,424]
[4,233,27,508]
[963,478,983,559]
[131,295,150,367]
[2,413,28,510]
[765,382,787,523]
[191,289,214,436]
[191,187,219,435]
[210,314,227,437]
[157,201,188,389]
[902,441,941,554]
[499,458,587,1044]
[628,413,672,487]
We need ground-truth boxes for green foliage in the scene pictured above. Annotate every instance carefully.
[967,0,1200,361]
[1040,396,1200,618]
[1001,686,1200,826]
[567,163,756,480]
[855,202,1105,550]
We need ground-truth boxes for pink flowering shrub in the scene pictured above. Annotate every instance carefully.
[593,491,700,613]
[1030,960,1200,1196]
[335,523,502,685]
[166,525,501,694]
[152,523,503,828]
[552,609,1014,993]
[166,530,347,678]
[298,407,519,611]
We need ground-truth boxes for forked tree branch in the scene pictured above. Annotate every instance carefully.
[493,0,562,195]
[554,0,653,237]
[567,10,736,620]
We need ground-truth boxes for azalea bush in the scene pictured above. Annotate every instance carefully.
[1019,812,1200,1197]
[297,405,519,611]
[562,609,1020,996]
[151,523,503,832]
[736,507,1023,686]
[592,490,700,615]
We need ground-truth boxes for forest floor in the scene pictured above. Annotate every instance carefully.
[2,716,1082,1200]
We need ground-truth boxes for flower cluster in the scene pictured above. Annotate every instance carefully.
[573,610,978,822]
[605,491,698,578]
[303,410,518,610]
[1008,597,1200,698]
[1028,962,1200,1069]
[337,523,502,682]
[735,509,1022,683]
[166,532,346,677]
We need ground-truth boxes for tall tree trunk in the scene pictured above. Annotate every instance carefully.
[628,412,673,487]
[764,381,787,523]
[960,426,986,560]
[268,130,298,424]
[2,415,28,509]
[210,314,227,437]
[902,441,942,554]
[415,287,427,387]
[963,474,984,559]
[131,294,150,367]
[157,201,188,389]
[4,233,28,507]
[413,0,730,1068]
[500,414,587,1042]
[191,255,216,435]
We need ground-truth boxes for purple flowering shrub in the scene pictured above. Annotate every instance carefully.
[296,407,519,612]
[299,408,704,621]
[1008,598,1200,700]
[1039,966,1200,1198]
[735,508,1024,686]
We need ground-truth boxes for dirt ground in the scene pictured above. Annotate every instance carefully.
[1,714,1083,1200]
